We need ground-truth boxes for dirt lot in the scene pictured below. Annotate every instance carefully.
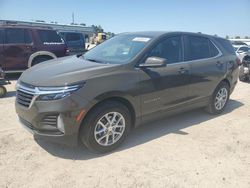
[0,79,250,188]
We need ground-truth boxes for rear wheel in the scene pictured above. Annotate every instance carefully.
[206,81,230,115]
[80,101,132,153]
[0,86,7,98]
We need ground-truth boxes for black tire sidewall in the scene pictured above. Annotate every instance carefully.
[80,101,132,153]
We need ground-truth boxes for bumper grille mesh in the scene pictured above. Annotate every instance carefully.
[41,115,58,127]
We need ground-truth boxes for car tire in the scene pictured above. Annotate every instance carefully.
[0,86,7,98]
[32,56,53,66]
[80,101,132,153]
[205,81,230,115]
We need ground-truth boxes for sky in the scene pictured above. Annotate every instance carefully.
[0,0,250,38]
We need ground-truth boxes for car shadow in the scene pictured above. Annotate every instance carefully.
[35,99,243,160]
[4,91,16,98]
[5,73,22,81]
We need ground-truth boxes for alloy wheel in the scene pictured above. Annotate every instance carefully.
[94,112,125,146]
[214,87,228,110]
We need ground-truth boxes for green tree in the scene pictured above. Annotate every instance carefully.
[91,25,104,33]
[235,36,241,39]
[226,35,229,39]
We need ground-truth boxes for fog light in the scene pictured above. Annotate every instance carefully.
[57,115,65,133]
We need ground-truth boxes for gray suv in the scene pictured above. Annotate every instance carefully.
[15,32,239,153]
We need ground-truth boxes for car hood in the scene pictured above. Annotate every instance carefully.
[20,56,119,86]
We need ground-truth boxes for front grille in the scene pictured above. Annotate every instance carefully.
[41,115,58,127]
[16,90,34,107]
[16,82,36,108]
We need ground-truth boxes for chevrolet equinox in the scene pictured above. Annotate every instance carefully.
[16,32,239,153]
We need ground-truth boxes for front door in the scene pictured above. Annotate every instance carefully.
[3,28,34,71]
[139,35,191,117]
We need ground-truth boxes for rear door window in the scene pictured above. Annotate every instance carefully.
[38,30,63,43]
[6,28,25,44]
[5,28,31,44]
[185,36,210,61]
[65,33,81,42]
[24,30,32,44]
[148,36,183,64]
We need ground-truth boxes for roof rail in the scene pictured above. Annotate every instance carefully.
[0,20,53,29]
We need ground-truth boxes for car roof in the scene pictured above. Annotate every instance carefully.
[118,31,224,40]
[0,24,54,30]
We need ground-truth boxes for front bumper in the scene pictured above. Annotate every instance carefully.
[15,92,90,146]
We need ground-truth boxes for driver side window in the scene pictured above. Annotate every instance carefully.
[148,36,183,64]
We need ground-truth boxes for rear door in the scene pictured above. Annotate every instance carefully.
[3,28,34,71]
[37,30,66,57]
[184,35,225,101]
[64,32,85,54]
[0,29,4,67]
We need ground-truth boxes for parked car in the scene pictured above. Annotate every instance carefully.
[0,24,68,72]
[234,45,250,61]
[15,32,240,153]
[59,31,86,55]
[239,55,250,81]
[231,41,248,48]
[0,66,10,97]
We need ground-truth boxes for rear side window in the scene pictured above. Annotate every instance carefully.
[185,36,220,61]
[148,36,183,64]
[209,40,219,57]
[0,30,3,44]
[65,33,81,42]
[38,30,62,44]
[216,38,235,55]
[5,28,31,44]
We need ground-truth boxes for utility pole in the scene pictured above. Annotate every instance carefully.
[72,12,75,24]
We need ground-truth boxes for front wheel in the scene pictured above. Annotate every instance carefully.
[80,101,132,153]
[206,82,230,115]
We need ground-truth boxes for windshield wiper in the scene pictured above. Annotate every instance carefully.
[84,58,107,64]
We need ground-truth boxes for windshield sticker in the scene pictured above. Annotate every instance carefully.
[132,37,151,42]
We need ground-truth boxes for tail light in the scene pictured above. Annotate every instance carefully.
[236,57,242,66]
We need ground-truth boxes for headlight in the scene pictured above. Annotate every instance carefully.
[37,83,85,101]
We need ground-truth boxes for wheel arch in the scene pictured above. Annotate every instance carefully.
[28,51,57,67]
[221,78,231,88]
[80,93,137,130]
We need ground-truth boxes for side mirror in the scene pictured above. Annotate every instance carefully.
[139,57,167,68]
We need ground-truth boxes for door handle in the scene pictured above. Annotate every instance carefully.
[216,61,223,67]
[178,67,187,74]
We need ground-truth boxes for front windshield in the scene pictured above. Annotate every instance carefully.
[83,34,152,64]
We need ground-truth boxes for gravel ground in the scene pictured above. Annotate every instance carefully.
[0,78,250,188]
